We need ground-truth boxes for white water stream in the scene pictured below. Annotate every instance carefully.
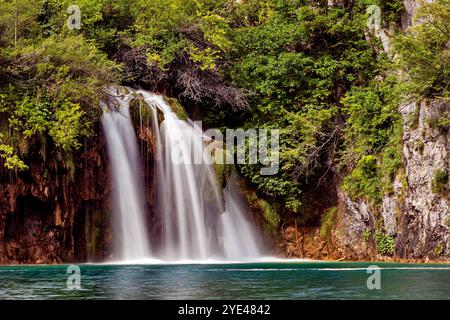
[102,88,264,262]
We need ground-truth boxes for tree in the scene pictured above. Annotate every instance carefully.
[394,0,450,99]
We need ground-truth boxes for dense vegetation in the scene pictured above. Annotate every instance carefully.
[0,0,449,222]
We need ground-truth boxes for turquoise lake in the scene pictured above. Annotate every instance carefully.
[1,261,450,299]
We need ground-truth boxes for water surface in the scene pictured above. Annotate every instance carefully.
[1,261,449,299]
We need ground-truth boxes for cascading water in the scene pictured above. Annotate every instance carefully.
[139,90,264,261]
[102,87,264,262]
[221,172,262,260]
[101,90,151,261]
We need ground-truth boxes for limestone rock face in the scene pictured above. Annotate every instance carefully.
[402,0,434,31]
[336,99,449,260]
[396,100,449,259]
[334,191,376,260]
[402,0,420,30]
[332,0,449,261]
[0,120,113,264]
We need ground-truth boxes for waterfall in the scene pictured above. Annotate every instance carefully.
[102,88,264,262]
[221,172,262,260]
[101,91,151,261]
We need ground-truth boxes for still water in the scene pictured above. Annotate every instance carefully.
[1,261,450,299]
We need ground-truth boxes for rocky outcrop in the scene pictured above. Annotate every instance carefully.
[326,0,449,262]
[395,100,449,259]
[332,99,449,261]
[0,89,164,265]
[0,123,113,264]
[402,0,434,31]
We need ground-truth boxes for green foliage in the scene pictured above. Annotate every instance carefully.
[379,0,405,24]
[427,111,450,132]
[432,169,449,194]
[363,229,372,242]
[49,102,86,151]
[0,0,120,169]
[0,137,28,170]
[230,1,380,212]
[342,155,381,202]
[434,242,445,257]
[0,0,42,45]
[0,0,447,231]
[394,0,450,99]
[341,77,403,202]
[342,78,401,157]
[130,0,231,70]
[379,142,403,194]
[342,144,402,203]
[374,232,395,256]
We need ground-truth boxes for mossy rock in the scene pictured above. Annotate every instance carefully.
[320,206,337,239]
[163,97,188,121]
[434,242,445,257]
[432,169,449,194]
[85,207,110,261]
[211,144,234,190]
[129,95,154,123]
[243,190,280,238]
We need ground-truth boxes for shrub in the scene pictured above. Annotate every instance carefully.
[374,232,395,256]
[434,242,445,257]
[341,79,402,203]
[363,229,372,242]
[342,155,381,202]
[394,0,450,99]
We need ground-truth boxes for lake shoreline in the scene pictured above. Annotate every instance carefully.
[2,257,450,267]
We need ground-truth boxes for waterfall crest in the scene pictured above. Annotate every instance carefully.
[102,88,265,262]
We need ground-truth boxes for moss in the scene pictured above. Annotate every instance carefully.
[342,122,402,204]
[213,162,227,189]
[245,190,258,204]
[258,198,280,237]
[129,96,154,125]
[121,87,131,95]
[434,242,445,257]
[320,206,337,239]
[164,97,188,121]
[211,144,234,190]
[363,229,372,242]
[432,169,448,194]
[85,207,110,260]
[398,168,408,192]
[342,155,381,203]
[244,190,280,238]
